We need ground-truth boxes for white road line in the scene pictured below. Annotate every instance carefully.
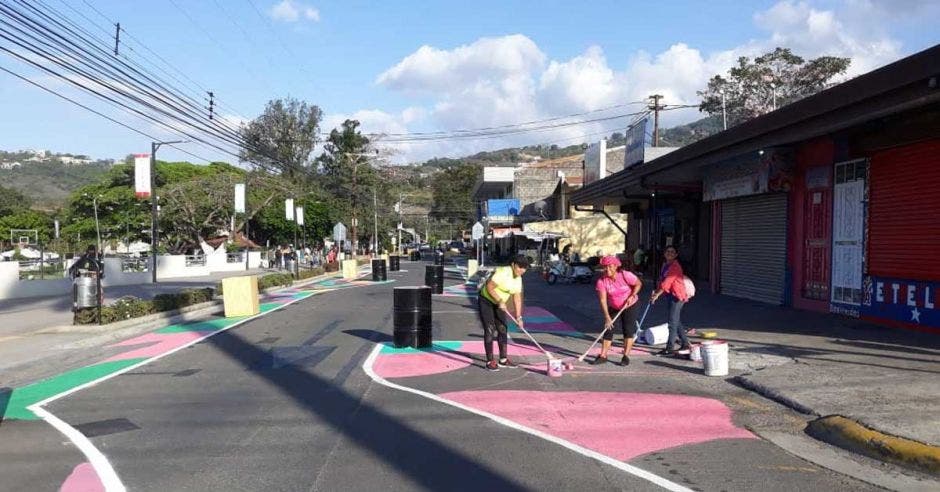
[26,289,327,492]
[362,343,693,492]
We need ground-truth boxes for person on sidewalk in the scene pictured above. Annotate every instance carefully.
[592,255,642,366]
[651,245,690,356]
[68,244,104,279]
[478,254,530,371]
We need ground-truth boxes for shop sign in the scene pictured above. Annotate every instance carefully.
[487,198,520,223]
[861,276,939,329]
[703,149,793,201]
[624,118,647,168]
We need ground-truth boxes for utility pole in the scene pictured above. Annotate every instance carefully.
[397,192,403,255]
[373,188,378,255]
[720,90,727,130]
[648,94,663,147]
[150,140,185,283]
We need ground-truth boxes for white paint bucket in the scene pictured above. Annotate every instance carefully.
[690,343,703,362]
[643,323,670,345]
[547,359,563,378]
[701,340,729,376]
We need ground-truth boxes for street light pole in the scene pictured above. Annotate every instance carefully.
[397,191,403,255]
[151,139,186,283]
[373,188,378,255]
[720,90,727,130]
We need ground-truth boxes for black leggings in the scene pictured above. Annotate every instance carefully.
[603,302,639,341]
[478,296,508,361]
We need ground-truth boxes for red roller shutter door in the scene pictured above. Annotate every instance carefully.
[869,139,940,281]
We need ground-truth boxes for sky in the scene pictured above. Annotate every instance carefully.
[0,0,937,165]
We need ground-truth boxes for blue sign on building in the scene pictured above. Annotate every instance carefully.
[860,275,939,331]
[624,117,648,168]
[486,199,520,223]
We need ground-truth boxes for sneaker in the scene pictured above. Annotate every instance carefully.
[621,355,630,366]
[591,355,608,365]
[686,328,698,336]
[497,358,519,368]
[654,349,674,357]
[485,360,499,371]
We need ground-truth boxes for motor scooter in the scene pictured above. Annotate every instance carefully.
[543,260,593,284]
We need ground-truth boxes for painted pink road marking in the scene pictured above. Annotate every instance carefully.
[103,332,208,362]
[585,346,654,356]
[440,390,755,461]
[459,341,556,357]
[60,462,105,492]
[373,351,473,378]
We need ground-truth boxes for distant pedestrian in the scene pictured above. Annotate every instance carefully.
[651,245,690,356]
[274,248,283,270]
[592,255,642,366]
[478,254,530,371]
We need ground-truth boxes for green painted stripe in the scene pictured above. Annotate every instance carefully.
[379,341,463,354]
[1,359,145,421]
[155,317,244,334]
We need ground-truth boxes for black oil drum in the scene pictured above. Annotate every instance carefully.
[372,259,387,281]
[424,265,444,294]
[389,255,400,272]
[393,286,432,348]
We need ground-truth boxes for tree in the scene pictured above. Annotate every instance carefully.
[0,184,31,216]
[0,209,53,245]
[430,162,481,234]
[239,97,323,179]
[698,47,850,127]
[316,119,376,251]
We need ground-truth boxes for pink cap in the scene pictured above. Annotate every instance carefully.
[599,255,621,267]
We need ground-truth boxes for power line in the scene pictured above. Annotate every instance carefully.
[0,62,212,163]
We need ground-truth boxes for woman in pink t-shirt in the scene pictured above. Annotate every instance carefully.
[592,255,643,366]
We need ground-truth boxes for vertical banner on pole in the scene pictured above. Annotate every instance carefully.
[296,207,304,225]
[285,199,294,221]
[234,183,246,213]
[134,154,151,198]
[54,219,60,239]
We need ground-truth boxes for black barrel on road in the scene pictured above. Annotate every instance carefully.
[424,265,444,294]
[372,258,387,281]
[393,286,432,348]
[389,254,400,272]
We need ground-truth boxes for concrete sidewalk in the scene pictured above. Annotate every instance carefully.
[0,268,276,337]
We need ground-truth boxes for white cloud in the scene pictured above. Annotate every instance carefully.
[269,0,320,23]
[364,0,920,162]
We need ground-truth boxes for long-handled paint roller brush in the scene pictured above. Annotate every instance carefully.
[501,309,567,376]
[577,301,632,362]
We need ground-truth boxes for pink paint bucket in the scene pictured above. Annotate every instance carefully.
[547,359,564,378]
[690,343,703,362]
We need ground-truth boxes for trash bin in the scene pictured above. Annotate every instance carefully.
[372,258,387,281]
[393,286,432,348]
[389,255,401,272]
[73,275,98,310]
[424,265,444,294]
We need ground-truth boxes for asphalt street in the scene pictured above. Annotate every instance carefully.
[0,261,883,491]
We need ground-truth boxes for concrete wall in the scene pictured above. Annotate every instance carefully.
[156,255,210,279]
[101,258,151,288]
[524,213,629,257]
[0,261,71,300]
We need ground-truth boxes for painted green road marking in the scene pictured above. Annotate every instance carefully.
[1,359,145,420]
[379,341,463,354]
[155,317,244,334]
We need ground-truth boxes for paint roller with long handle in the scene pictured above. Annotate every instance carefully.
[577,301,631,362]
[501,309,555,360]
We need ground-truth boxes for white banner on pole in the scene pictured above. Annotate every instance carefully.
[54,219,60,239]
[234,183,246,213]
[296,206,304,225]
[134,154,151,198]
[285,198,294,221]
